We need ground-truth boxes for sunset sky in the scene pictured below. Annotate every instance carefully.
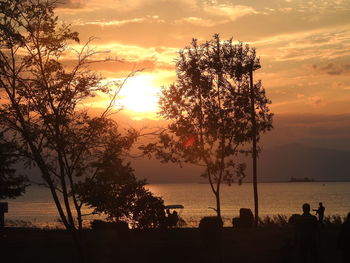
[55,0,350,182]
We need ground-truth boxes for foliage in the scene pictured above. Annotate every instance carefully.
[143,34,273,217]
[0,133,29,199]
[232,208,254,228]
[76,142,166,229]
[258,214,347,228]
[199,216,223,232]
[90,219,130,240]
[258,215,289,228]
[324,215,343,226]
[199,216,223,246]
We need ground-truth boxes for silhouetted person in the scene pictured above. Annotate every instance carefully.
[313,202,325,224]
[166,209,179,228]
[338,212,350,263]
[166,208,172,227]
[296,203,319,263]
[172,210,179,227]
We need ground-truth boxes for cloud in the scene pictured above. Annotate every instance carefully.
[331,81,350,91]
[254,25,350,62]
[80,0,198,12]
[83,18,145,27]
[312,63,350,75]
[83,59,174,75]
[204,4,258,21]
[75,16,165,27]
[307,96,324,106]
[56,0,84,9]
[175,17,218,27]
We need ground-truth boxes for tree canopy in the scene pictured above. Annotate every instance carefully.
[143,34,273,217]
[76,141,166,229]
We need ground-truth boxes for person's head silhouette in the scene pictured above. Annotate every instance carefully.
[302,203,311,214]
[347,212,350,222]
[319,202,323,206]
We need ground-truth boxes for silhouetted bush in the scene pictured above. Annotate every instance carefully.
[115,221,130,241]
[258,215,288,227]
[199,216,223,245]
[76,146,166,229]
[239,208,254,228]
[288,214,301,225]
[324,215,343,226]
[90,220,130,240]
[232,217,240,228]
[91,219,109,230]
[132,192,167,229]
[275,215,288,227]
[232,208,254,228]
[199,216,223,231]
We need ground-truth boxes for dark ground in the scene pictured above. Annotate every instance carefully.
[0,226,343,263]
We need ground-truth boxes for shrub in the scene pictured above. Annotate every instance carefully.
[76,146,166,229]
[199,216,223,231]
[324,215,343,226]
[232,208,254,228]
[258,215,289,228]
[90,220,130,240]
[199,216,223,245]
[288,214,301,225]
[239,208,254,228]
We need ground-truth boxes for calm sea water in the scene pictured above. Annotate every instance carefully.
[4,182,350,227]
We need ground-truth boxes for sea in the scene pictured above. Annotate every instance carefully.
[3,182,350,228]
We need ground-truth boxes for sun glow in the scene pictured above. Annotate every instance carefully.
[118,75,160,119]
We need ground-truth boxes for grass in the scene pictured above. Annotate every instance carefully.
[0,214,346,263]
[5,213,346,229]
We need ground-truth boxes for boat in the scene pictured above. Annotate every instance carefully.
[290,177,315,182]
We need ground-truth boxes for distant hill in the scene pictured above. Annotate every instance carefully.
[258,143,350,182]
[14,143,350,184]
[131,143,350,183]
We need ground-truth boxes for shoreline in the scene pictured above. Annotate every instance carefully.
[4,213,347,230]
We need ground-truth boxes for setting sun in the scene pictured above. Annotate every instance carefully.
[118,75,160,119]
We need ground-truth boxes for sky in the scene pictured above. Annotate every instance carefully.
[54,0,350,182]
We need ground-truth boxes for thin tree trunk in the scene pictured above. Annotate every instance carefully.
[215,191,221,219]
[249,68,259,227]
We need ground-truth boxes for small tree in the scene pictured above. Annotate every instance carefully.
[0,133,28,199]
[143,35,273,218]
[76,142,166,229]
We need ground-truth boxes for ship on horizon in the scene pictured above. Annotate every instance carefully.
[290,177,315,182]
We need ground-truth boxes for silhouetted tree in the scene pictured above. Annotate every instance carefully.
[0,133,28,199]
[0,1,137,261]
[143,35,273,218]
[76,141,166,229]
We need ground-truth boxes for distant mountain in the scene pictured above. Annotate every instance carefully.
[132,143,350,183]
[16,143,350,184]
[258,143,350,182]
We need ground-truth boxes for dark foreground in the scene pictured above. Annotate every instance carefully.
[0,226,343,263]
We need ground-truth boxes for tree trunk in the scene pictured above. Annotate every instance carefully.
[215,191,221,219]
[67,226,85,263]
[249,68,259,228]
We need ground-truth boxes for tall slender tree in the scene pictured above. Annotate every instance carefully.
[143,34,273,218]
